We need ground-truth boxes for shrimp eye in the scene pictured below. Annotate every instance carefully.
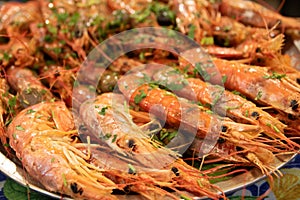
[54,70,60,77]
[74,28,83,38]
[128,139,136,149]
[290,100,298,110]
[255,47,262,53]
[288,113,296,120]
[217,137,226,143]
[70,183,83,195]
[251,111,259,119]
[296,78,300,85]
[123,185,131,193]
[171,167,180,176]
[236,146,243,151]
[221,125,228,132]
[156,10,175,26]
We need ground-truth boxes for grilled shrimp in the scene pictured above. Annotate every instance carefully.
[6,100,186,200]
[151,67,300,150]
[171,0,218,43]
[79,92,224,199]
[219,0,300,30]
[0,1,42,35]
[117,70,287,174]
[79,92,178,167]
[6,102,118,200]
[7,67,54,108]
[179,52,300,117]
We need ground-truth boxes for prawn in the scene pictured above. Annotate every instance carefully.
[152,67,300,150]
[7,67,54,108]
[5,100,196,200]
[79,92,224,199]
[179,53,300,117]
[0,1,42,36]
[219,0,300,31]
[171,0,218,43]
[117,71,285,175]
[6,102,118,200]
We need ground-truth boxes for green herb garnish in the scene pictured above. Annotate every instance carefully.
[200,36,214,45]
[98,106,108,116]
[254,91,262,101]
[263,72,286,80]
[16,125,25,131]
[134,90,147,104]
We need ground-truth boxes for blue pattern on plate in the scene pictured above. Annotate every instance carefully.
[0,187,6,200]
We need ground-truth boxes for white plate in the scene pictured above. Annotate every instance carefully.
[0,144,296,200]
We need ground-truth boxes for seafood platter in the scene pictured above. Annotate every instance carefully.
[0,0,299,199]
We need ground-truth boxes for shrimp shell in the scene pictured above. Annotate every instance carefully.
[6,102,117,199]
[219,0,300,30]
[179,52,300,117]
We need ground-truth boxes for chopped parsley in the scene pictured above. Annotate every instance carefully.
[195,62,211,81]
[231,90,246,99]
[134,90,147,104]
[8,96,17,114]
[98,106,108,116]
[112,134,117,143]
[221,75,227,84]
[200,36,214,45]
[62,173,67,187]
[128,164,136,174]
[254,91,262,101]
[263,72,286,80]
[16,125,25,131]
[188,24,196,39]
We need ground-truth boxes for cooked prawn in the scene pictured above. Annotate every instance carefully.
[79,92,224,199]
[6,101,118,200]
[117,70,286,175]
[179,53,300,117]
[151,66,300,150]
[219,0,300,31]
[7,67,54,108]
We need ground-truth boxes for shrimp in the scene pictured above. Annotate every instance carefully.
[219,0,300,31]
[5,100,192,200]
[179,52,300,117]
[6,101,118,200]
[151,66,300,151]
[79,92,224,199]
[171,0,217,43]
[0,1,42,35]
[7,67,54,108]
[117,70,286,175]
[170,0,283,62]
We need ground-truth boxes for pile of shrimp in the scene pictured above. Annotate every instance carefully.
[0,0,300,199]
